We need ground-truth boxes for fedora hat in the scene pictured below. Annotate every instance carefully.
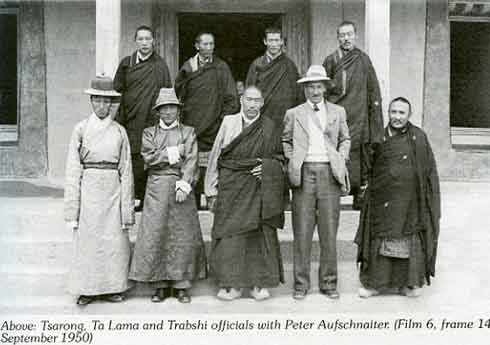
[297,65,330,84]
[84,76,121,97]
[152,88,183,110]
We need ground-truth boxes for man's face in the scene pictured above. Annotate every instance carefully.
[264,33,283,57]
[236,81,245,96]
[241,88,264,120]
[389,101,411,130]
[91,96,120,119]
[157,104,179,125]
[337,24,357,51]
[135,29,154,56]
[304,82,326,104]
[195,34,214,59]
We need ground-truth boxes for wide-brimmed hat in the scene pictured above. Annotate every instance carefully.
[152,88,183,110]
[84,76,121,97]
[297,65,330,84]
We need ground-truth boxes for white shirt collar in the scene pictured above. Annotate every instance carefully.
[159,119,179,130]
[241,111,260,127]
[266,51,282,62]
[307,99,325,110]
[136,51,152,63]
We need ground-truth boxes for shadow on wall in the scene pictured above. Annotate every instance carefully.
[0,181,63,198]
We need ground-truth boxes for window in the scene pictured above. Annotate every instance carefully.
[0,8,18,142]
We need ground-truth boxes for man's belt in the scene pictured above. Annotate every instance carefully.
[82,162,118,170]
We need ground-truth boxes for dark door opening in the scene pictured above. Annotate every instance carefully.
[178,13,282,82]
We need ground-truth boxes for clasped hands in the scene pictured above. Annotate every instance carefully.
[250,158,262,180]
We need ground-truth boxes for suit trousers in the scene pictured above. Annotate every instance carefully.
[292,162,341,291]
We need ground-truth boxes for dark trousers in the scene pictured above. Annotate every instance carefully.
[132,153,147,201]
[292,162,341,291]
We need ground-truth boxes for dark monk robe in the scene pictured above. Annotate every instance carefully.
[246,53,304,130]
[208,115,285,288]
[175,56,239,152]
[323,48,384,199]
[175,55,239,208]
[354,123,440,290]
[114,52,172,200]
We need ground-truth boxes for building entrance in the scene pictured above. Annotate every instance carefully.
[178,13,282,82]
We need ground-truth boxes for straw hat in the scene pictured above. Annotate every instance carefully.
[84,76,121,97]
[152,88,183,110]
[297,65,330,84]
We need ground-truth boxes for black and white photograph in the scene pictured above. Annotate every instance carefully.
[1,0,490,344]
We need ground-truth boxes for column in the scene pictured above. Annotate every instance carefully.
[96,0,121,77]
[365,0,390,125]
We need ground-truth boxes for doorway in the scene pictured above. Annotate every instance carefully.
[178,13,282,82]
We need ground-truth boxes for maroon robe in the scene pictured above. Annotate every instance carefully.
[114,52,172,200]
[323,48,384,191]
[175,56,239,152]
[354,123,441,288]
[209,116,285,287]
[246,54,304,130]
[114,52,172,153]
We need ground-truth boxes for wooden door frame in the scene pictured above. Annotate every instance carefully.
[152,0,310,79]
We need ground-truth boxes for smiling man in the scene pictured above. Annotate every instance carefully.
[245,27,304,129]
[205,86,286,301]
[323,21,384,210]
[114,25,172,210]
[354,97,441,299]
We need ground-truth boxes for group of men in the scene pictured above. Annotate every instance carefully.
[65,20,440,303]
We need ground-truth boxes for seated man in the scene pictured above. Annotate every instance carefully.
[205,86,286,301]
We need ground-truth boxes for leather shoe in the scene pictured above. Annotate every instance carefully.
[292,289,307,300]
[320,289,339,299]
[176,289,191,303]
[76,295,95,306]
[151,288,171,303]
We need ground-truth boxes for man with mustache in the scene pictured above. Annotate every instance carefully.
[176,32,240,209]
[323,21,384,210]
[355,97,441,298]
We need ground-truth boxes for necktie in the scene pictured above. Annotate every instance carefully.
[313,104,320,112]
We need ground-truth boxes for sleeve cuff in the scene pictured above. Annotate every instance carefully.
[167,146,180,165]
[175,180,192,194]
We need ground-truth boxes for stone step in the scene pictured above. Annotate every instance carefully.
[0,198,359,240]
[0,236,357,270]
[0,262,364,314]
[0,239,357,297]
[0,260,479,316]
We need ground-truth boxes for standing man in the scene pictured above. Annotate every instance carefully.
[283,65,350,300]
[114,25,172,211]
[175,32,240,208]
[246,27,304,130]
[323,21,384,209]
[355,97,440,298]
[205,86,285,301]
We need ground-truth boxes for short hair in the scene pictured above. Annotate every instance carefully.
[264,27,282,40]
[337,21,357,35]
[134,25,154,40]
[243,85,263,97]
[389,97,412,114]
[195,32,215,44]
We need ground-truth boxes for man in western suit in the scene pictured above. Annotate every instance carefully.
[282,65,351,300]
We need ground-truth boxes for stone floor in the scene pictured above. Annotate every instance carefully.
[1,179,490,344]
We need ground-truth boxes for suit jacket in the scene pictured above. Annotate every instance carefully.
[282,101,351,191]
